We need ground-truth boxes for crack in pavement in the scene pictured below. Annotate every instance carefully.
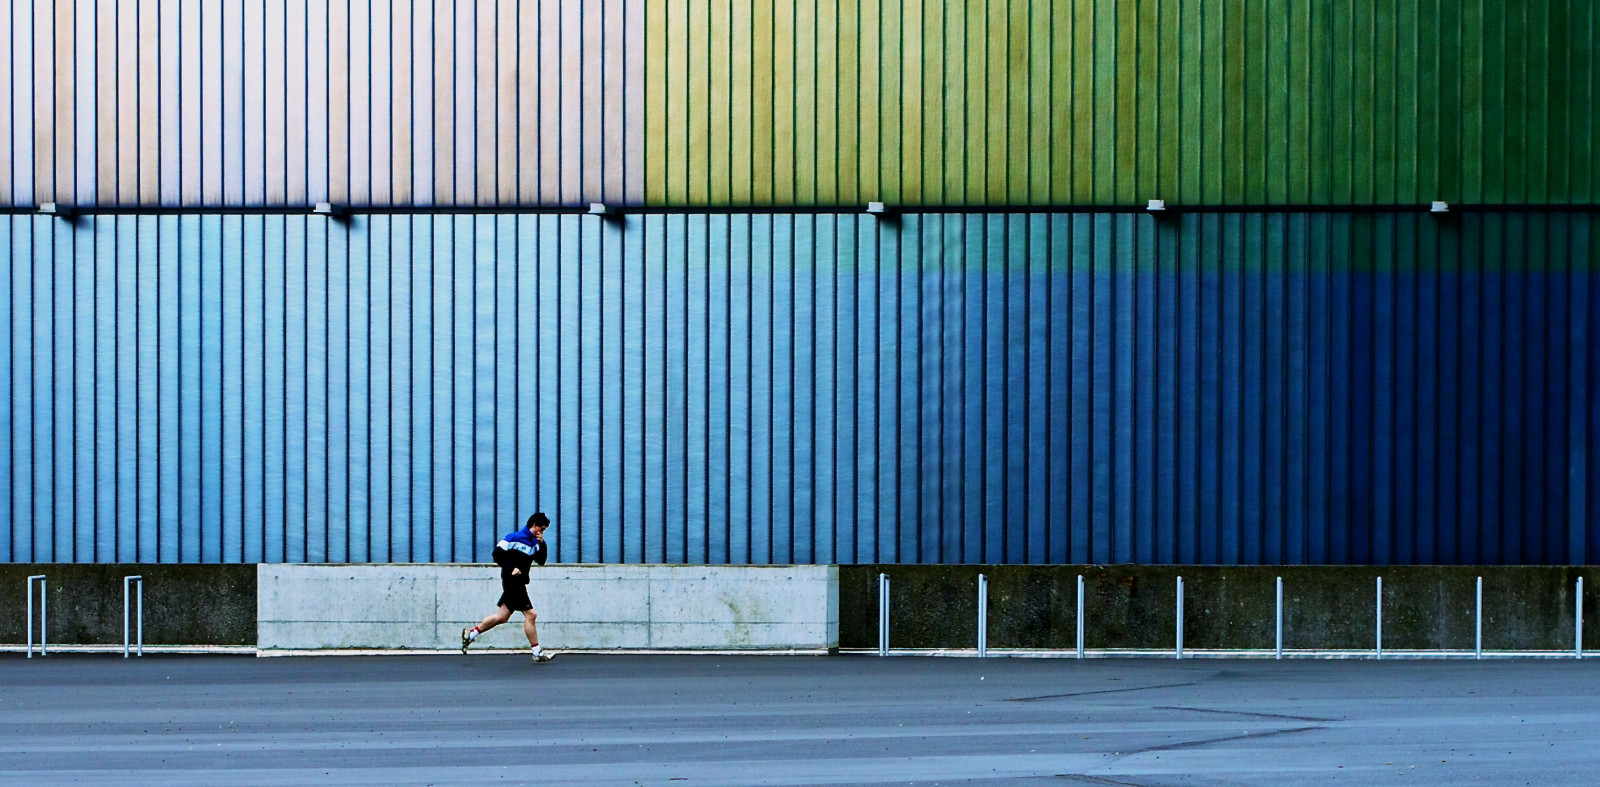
[1151,705,1336,723]
[1006,682,1202,702]
[1121,724,1325,755]
[1053,774,1160,786]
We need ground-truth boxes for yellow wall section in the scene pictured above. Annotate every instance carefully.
[644,0,1597,207]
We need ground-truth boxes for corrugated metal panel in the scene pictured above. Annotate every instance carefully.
[0,211,1593,565]
[0,1,1593,209]
[0,0,646,208]
[652,0,1598,206]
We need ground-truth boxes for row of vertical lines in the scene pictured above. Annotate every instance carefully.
[645,0,1597,207]
[0,0,645,208]
[0,211,1593,565]
[0,1,1591,208]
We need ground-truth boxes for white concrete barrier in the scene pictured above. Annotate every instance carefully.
[258,564,839,651]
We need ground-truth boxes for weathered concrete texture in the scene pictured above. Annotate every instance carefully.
[841,565,1600,651]
[0,565,257,646]
[259,564,838,651]
[10,655,1600,785]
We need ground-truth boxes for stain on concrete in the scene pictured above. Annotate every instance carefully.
[840,565,1600,651]
[1,564,257,646]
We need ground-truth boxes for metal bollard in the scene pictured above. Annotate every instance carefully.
[1175,576,1185,660]
[1475,576,1483,660]
[1577,577,1584,660]
[1375,576,1384,660]
[1076,574,1085,660]
[124,576,145,658]
[878,573,890,657]
[977,574,988,658]
[26,575,46,658]
[1275,576,1283,660]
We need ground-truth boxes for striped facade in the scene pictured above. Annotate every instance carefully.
[0,1,1594,566]
[3,0,647,207]
[0,212,1594,565]
[644,0,1598,207]
[0,0,1592,208]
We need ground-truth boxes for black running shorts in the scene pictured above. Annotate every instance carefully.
[497,579,533,613]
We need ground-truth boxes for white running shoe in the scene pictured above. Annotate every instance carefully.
[531,651,555,664]
[460,628,473,655]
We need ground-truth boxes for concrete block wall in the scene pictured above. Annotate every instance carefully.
[840,565,1600,652]
[258,564,839,651]
[0,564,257,646]
[14,563,1600,654]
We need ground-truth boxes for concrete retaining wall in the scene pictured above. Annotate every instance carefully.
[840,565,1600,652]
[9,563,1600,654]
[0,564,257,646]
[257,564,839,651]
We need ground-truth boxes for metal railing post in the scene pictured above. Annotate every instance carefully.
[26,575,46,658]
[124,576,145,658]
[1475,576,1483,660]
[977,574,988,658]
[1577,577,1584,660]
[878,573,889,657]
[1175,576,1184,660]
[1375,576,1383,660]
[1275,576,1283,660]
[1076,574,1085,660]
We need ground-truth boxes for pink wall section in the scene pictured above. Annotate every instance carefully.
[2,0,645,208]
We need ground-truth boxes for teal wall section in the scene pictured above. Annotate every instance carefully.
[0,211,1593,565]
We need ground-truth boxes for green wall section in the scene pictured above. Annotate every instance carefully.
[645,0,1597,207]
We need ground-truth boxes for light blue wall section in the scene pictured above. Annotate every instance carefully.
[0,211,1594,565]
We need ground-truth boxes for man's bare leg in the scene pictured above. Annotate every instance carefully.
[461,606,512,653]
[476,606,512,633]
[525,610,553,662]
[522,609,539,648]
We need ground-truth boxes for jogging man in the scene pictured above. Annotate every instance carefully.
[461,512,555,663]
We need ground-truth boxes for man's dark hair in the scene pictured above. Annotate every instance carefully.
[527,512,551,529]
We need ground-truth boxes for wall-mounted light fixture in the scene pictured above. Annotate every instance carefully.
[865,201,890,216]
[588,203,611,216]
[311,202,344,217]
[1146,199,1166,213]
[38,202,73,219]
[1430,201,1450,214]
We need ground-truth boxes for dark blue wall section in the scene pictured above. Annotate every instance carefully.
[0,211,1593,565]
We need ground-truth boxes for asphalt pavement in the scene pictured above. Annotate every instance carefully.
[3,652,1599,785]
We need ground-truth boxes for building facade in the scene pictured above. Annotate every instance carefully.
[1,0,1595,565]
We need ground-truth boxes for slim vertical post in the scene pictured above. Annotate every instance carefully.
[1076,574,1085,659]
[977,574,988,658]
[26,575,46,658]
[1175,576,1185,660]
[125,576,145,658]
[1576,577,1584,660]
[1275,576,1284,660]
[1376,576,1384,660]
[1475,576,1483,660]
[878,573,890,657]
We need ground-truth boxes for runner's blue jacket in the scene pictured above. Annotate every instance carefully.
[493,526,547,582]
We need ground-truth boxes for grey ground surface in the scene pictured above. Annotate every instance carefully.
[3,653,1599,785]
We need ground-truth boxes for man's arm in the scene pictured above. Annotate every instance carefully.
[494,545,535,576]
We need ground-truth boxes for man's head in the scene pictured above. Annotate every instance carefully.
[526,512,551,535]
